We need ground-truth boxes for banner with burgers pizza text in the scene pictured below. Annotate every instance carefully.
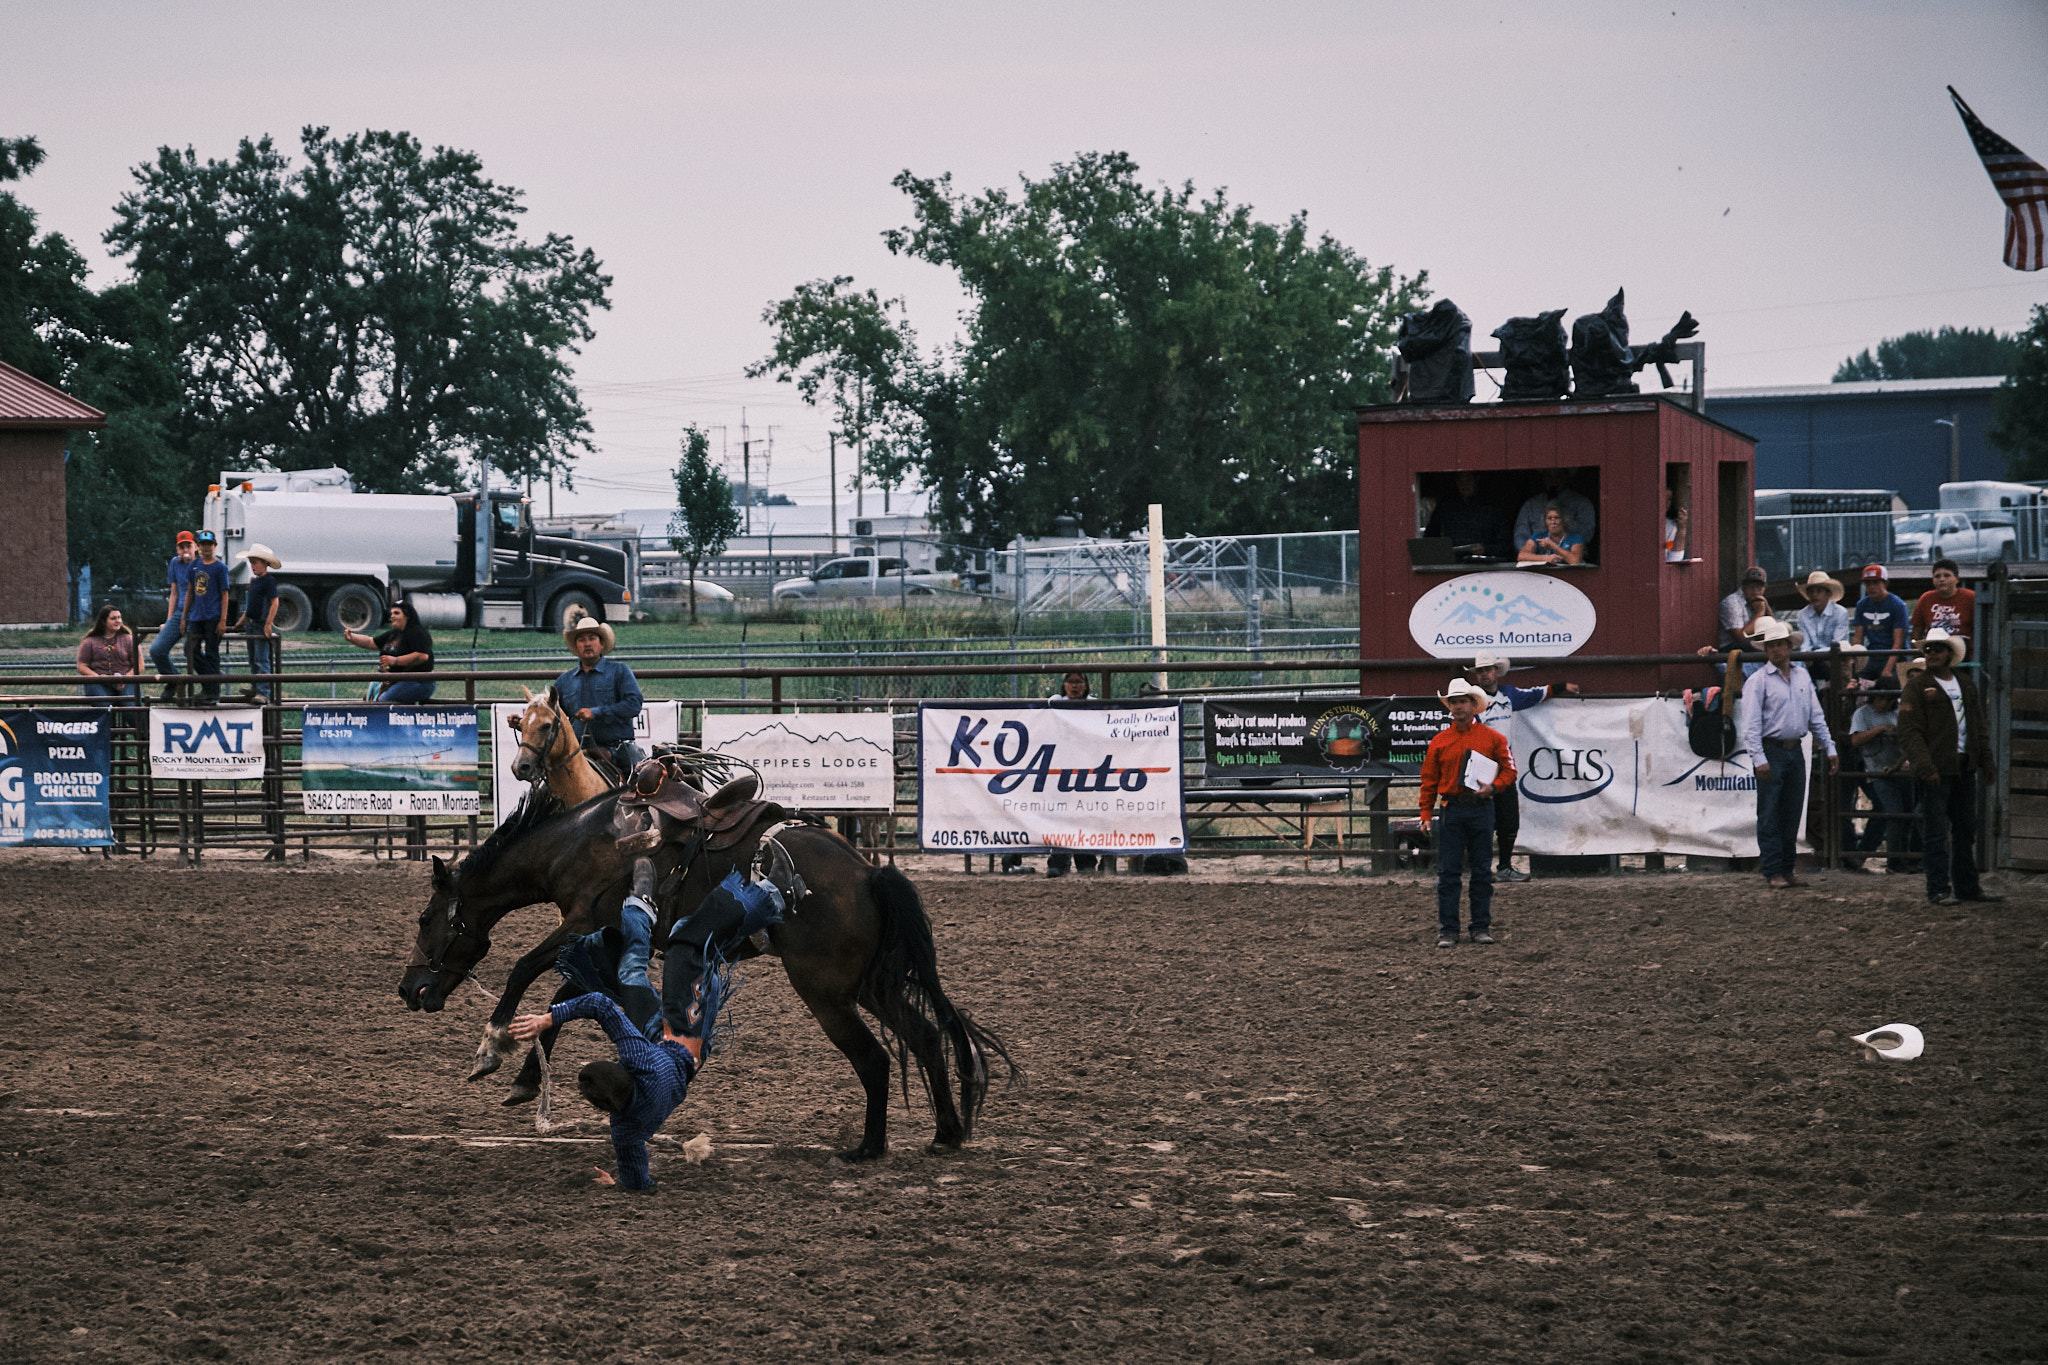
[917,702,1184,855]
[0,709,112,847]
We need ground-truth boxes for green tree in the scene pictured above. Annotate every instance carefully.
[105,126,611,494]
[1989,304,2048,480]
[0,133,93,385]
[752,152,1425,547]
[1834,326,2021,382]
[667,425,741,623]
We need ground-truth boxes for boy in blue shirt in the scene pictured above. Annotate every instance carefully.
[181,531,231,701]
[1849,564,1909,689]
[150,532,198,699]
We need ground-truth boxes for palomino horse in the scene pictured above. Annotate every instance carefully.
[398,792,1014,1160]
[505,685,613,806]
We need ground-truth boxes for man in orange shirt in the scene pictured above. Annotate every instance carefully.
[1420,678,1518,948]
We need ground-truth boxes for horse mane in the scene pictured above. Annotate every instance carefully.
[458,788,566,886]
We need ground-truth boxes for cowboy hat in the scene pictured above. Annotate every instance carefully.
[1799,569,1844,603]
[1469,650,1511,672]
[1439,677,1488,709]
[236,542,283,570]
[1747,618,1803,649]
[562,605,616,654]
[1921,627,1967,665]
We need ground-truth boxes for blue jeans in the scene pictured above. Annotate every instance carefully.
[1434,799,1494,935]
[82,680,137,701]
[377,678,436,703]
[149,619,183,679]
[248,637,275,700]
[1919,767,1982,900]
[185,621,223,700]
[617,896,655,994]
[1857,775,1913,857]
[1755,739,1806,878]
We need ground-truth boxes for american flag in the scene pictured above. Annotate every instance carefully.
[1949,86,2047,272]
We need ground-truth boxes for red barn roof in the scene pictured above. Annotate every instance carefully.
[0,360,106,429]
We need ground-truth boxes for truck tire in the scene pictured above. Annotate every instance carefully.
[273,584,314,634]
[324,583,385,634]
[546,589,601,634]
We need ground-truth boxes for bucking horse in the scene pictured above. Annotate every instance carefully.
[398,774,1014,1160]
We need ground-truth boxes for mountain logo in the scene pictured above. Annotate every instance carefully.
[1407,571,1596,659]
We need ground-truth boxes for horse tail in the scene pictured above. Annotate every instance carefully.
[861,865,1020,1138]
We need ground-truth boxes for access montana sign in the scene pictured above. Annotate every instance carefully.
[1407,571,1596,658]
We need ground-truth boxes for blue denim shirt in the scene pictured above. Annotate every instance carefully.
[549,993,694,1190]
[554,657,643,746]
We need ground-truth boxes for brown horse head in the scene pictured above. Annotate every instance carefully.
[399,854,492,1012]
[508,685,574,784]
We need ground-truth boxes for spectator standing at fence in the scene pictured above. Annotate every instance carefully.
[232,543,283,702]
[1896,629,2000,907]
[180,530,230,702]
[1467,651,1579,883]
[1419,678,1516,948]
[1738,618,1838,890]
[1513,469,1597,555]
[1424,471,1512,560]
[76,605,139,702]
[1791,571,1851,689]
[555,606,644,774]
[1910,559,1975,647]
[1699,566,1772,658]
[1516,505,1587,565]
[149,531,197,698]
[1049,672,1111,878]
[342,600,437,703]
[1849,565,1909,689]
[1848,686,1912,873]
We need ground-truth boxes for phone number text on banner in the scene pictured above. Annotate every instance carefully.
[302,706,480,815]
[918,702,1184,854]
[0,710,112,846]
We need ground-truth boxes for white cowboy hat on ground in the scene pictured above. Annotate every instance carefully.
[1439,677,1488,709]
[236,543,283,570]
[1851,1023,1924,1061]
[562,605,616,654]
[1800,569,1845,602]
[1469,650,1511,671]
[1922,627,1967,665]
[1747,617,1804,649]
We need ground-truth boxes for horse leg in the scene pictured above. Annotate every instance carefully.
[799,996,894,1162]
[466,923,584,1083]
[862,987,970,1152]
[502,979,577,1107]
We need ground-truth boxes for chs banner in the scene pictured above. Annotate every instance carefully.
[0,710,113,847]
[917,702,1184,855]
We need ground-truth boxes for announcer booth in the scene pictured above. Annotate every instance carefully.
[1357,394,1757,695]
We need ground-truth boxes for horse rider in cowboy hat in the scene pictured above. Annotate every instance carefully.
[555,605,645,776]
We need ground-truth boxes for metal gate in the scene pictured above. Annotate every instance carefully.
[1981,564,2048,870]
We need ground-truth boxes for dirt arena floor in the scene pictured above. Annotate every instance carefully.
[1,852,2044,1364]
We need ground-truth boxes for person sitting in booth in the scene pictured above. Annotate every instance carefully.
[1516,504,1586,565]
[1512,469,1596,554]
[1423,471,1512,560]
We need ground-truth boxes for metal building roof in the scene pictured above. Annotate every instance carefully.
[0,360,107,429]
[1710,376,2006,401]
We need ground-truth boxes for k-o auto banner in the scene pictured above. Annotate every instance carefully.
[150,706,266,778]
[918,702,1184,855]
[0,710,112,846]
[1508,697,1808,859]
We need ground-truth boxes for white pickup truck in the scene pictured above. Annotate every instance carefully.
[772,556,961,603]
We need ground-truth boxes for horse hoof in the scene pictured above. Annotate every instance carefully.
[466,1051,503,1082]
[925,1139,965,1155]
[502,1084,540,1107]
[832,1144,887,1164]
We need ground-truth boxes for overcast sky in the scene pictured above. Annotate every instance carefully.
[11,0,2046,517]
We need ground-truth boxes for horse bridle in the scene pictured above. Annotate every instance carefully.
[420,894,490,976]
[514,703,566,776]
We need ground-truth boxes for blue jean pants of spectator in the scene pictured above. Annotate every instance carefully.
[247,638,274,700]
[148,620,183,683]
[1919,766,1983,900]
[184,624,222,700]
[1754,739,1806,879]
[82,681,137,702]
[377,679,436,704]
[1435,799,1494,936]
[1857,776,1914,858]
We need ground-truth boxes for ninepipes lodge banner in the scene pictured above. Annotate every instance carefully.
[301,706,481,815]
[917,702,1185,855]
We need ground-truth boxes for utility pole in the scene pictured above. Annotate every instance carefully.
[1948,411,1960,485]
[829,432,840,555]
[855,377,865,520]
[741,407,752,537]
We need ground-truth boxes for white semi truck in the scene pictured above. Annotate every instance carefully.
[202,468,632,633]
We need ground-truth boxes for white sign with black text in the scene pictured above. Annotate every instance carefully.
[1408,571,1597,659]
[702,712,896,810]
[149,706,267,779]
[917,702,1185,855]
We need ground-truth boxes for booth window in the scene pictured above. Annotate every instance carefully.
[1409,468,1599,569]
[1664,464,1695,563]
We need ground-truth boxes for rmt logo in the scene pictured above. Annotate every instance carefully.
[160,716,259,755]
[946,717,1151,795]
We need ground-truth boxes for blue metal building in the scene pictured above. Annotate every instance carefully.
[1704,376,2007,508]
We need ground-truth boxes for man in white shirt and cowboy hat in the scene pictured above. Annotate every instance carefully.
[1790,570,1852,689]
[1738,617,1838,890]
[554,606,644,776]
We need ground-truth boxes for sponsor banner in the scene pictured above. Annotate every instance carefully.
[489,701,679,825]
[1204,699,1397,778]
[918,702,1184,854]
[1378,697,1444,773]
[149,706,266,779]
[1408,571,1596,658]
[0,710,113,846]
[1507,698,1809,858]
[702,711,895,810]
[302,706,480,815]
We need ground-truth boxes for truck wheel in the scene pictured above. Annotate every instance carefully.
[907,586,936,597]
[324,583,385,634]
[273,584,314,634]
[546,589,601,633]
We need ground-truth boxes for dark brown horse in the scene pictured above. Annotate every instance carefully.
[398,791,1012,1160]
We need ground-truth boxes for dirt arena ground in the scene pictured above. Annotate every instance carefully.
[1,852,2043,1364]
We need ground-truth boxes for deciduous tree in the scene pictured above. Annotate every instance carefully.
[667,425,741,623]
[1990,305,2048,479]
[1834,326,2020,382]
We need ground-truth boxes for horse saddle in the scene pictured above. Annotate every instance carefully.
[622,761,786,853]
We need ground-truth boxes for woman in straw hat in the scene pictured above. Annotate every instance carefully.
[1791,570,1850,690]
[232,543,284,701]
[555,605,644,775]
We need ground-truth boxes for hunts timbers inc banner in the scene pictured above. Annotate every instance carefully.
[1204,698,1438,777]
[703,711,895,810]
[302,706,480,815]
[918,702,1184,855]
[0,710,112,847]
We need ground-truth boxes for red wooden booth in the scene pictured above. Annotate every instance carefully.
[1356,395,1757,695]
